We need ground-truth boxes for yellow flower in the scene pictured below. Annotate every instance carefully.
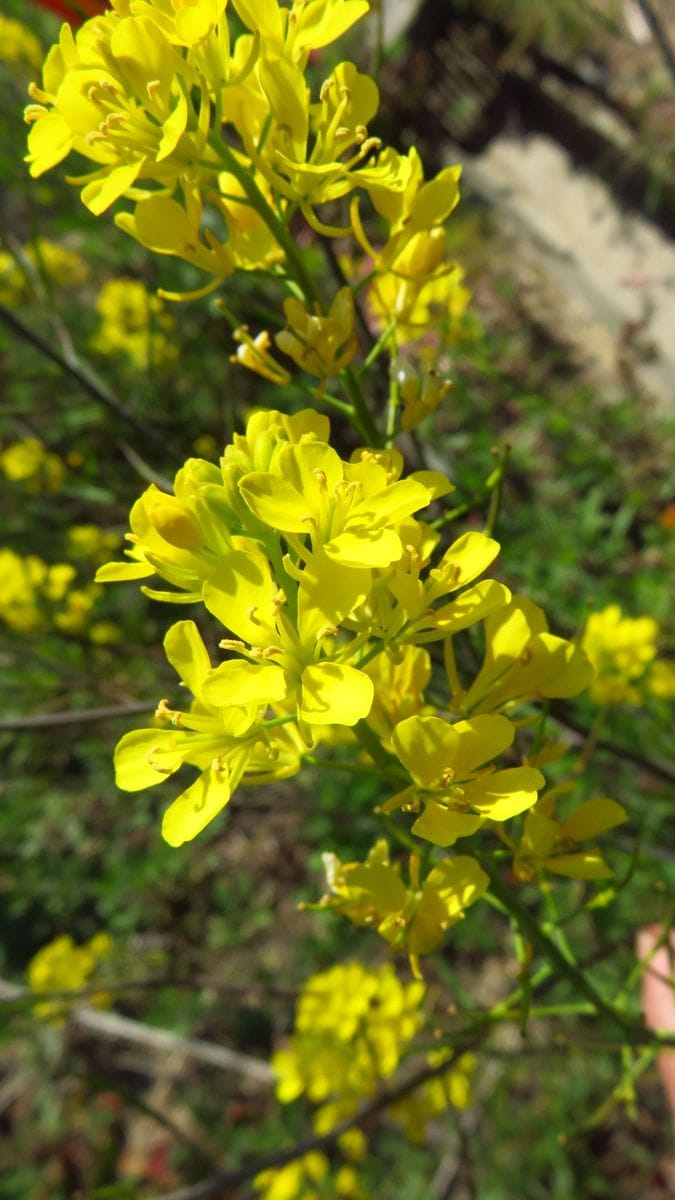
[364,644,431,747]
[231,326,292,386]
[373,529,508,646]
[453,594,594,715]
[26,237,89,288]
[581,604,658,705]
[233,0,370,66]
[647,659,675,700]
[25,15,217,213]
[320,840,488,957]
[0,437,64,493]
[272,961,425,1123]
[28,932,114,1022]
[238,438,442,568]
[391,1050,476,1141]
[369,242,471,345]
[247,58,381,220]
[116,190,236,284]
[53,584,99,634]
[511,795,627,881]
[390,357,452,432]
[275,288,356,382]
[390,713,544,845]
[0,239,88,305]
[67,524,120,564]
[114,619,301,846]
[254,1152,330,1200]
[91,277,176,369]
[0,15,43,73]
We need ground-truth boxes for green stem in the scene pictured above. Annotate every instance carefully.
[352,719,399,777]
[302,754,383,779]
[480,859,637,1035]
[341,364,382,446]
[484,444,511,538]
[320,390,370,440]
[208,136,318,304]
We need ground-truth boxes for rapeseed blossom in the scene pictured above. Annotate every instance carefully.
[67,523,119,564]
[320,840,488,958]
[0,546,115,640]
[0,238,88,304]
[99,406,593,895]
[0,437,65,493]
[449,595,594,715]
[0,15,43,73]
[28,932,114,1021]
[98,407,547,851]
[91,277,176,369]
[390,1048,476,1141]
[254,1153,366,1200]
[275,289,357,384]
[647,659,675,701]
[389,714,545,846]
[271,960,474,1163]
[274,962,425,1112]
[582,604,658,705]
[23,0,467,337]
[509,794,627,881]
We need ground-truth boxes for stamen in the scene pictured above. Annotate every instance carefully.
[315,624,339,642]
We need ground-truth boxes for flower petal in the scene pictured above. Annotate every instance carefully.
[300,662,373,725]
[463,766,544,820]
[161,763,231,846]
[411,801,483,847]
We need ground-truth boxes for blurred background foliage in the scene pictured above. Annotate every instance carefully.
[0,0,674,1196]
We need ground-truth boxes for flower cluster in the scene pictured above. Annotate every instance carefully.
[265,959,474,1193]
[581,604,663,706]
[23,1,377,254]
[25,0,469,405]
[97,407,594,963]
[274,962,425,1121]
[67,522,120,565]
[255,1153,365,1200]
[0,237,89,305]
[1,437,65,493]
[0,14,43,74]
[28,931,114,1021]
[0,546,119,642]
[318,840,489,959]
[91,276,176,369]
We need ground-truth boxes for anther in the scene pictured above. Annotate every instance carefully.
[315,624,339,642]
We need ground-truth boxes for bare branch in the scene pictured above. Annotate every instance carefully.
[0,979,273,1086]
[0,702,154,732]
